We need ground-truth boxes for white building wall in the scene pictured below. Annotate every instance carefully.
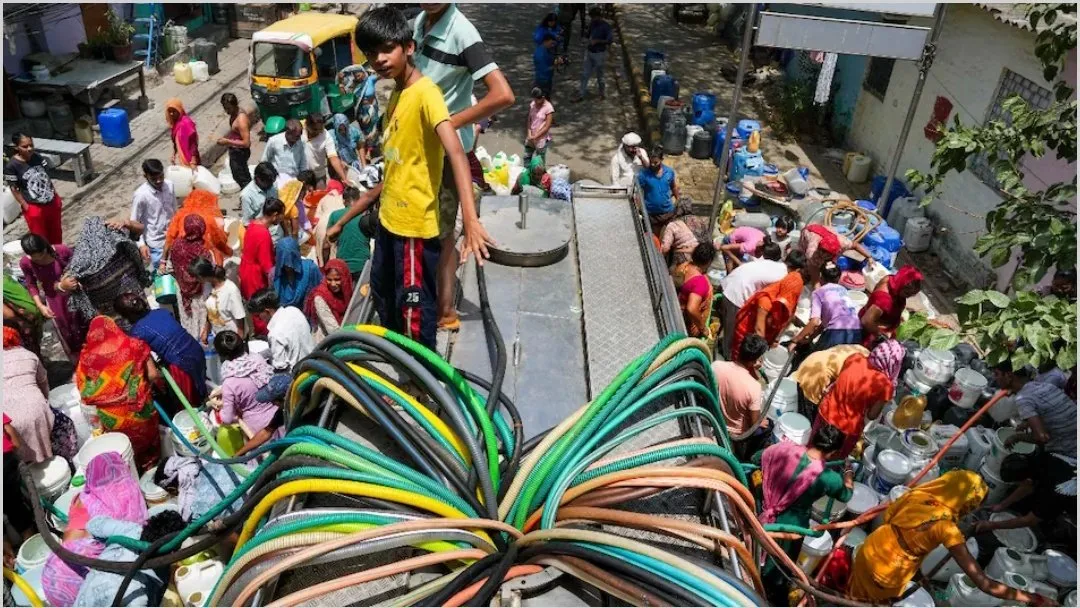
[846,4,1070,289]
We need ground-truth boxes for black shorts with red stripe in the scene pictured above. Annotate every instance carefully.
[370,221,441,350]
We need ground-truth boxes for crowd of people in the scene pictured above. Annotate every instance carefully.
[2,3,519,588]
[607,90,1077,605]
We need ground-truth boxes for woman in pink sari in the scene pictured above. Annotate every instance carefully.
[166,98,200,168]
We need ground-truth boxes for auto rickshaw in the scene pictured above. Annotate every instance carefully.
[250,13,366,129]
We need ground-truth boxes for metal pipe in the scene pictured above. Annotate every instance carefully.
[874,4,947,216]
[519,193,529,230]
[708,4,758,235]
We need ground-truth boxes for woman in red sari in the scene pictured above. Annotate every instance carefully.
[859,265,923,347]
[239,198,284,335]
[170,215,212,341]
[730,250,809,356]
[75,316,161,471]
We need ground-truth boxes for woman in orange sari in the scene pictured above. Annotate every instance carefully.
[166,98,200,168]
[75,316,161,471]
[730,250,808,357]
[163,189,233,264]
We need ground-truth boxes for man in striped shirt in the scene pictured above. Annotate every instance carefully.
[995,363,1077,456]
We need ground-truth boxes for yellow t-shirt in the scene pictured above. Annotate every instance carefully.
[378,76,451,239]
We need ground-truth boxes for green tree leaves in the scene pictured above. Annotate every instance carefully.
[901,4,1076,372]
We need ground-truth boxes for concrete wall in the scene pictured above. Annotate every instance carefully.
[846,4,1076,289]
[3,4,87,75]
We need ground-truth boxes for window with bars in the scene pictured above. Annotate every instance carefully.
[970,68,1053,188]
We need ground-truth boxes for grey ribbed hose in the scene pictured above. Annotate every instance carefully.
[215,528,495,606]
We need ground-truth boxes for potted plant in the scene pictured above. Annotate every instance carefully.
[106,10,136,62]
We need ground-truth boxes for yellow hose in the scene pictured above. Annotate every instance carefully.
[236,480,485,548]
[4,568,44,608]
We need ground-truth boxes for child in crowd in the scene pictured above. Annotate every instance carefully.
[772,216,796,259]
[192,258,248,339]
[234,373,292,458]
[533,34,557,99]
[524,87,555,164]
[248,288,315,372]
[354,7,492,350]
[212,330,279,440]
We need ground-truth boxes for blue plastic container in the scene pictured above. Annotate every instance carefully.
[736,119,761,139]
[869,175,910,217]
[692,108,716,127]
[731,148,764,182]
[874,224,903,252]
[855,199,877,212]
[98,108,131,148]
[763,164,779,177]
[712,129,743,167]
[650,74,678,108]
[643,49,665,77]
[692,92,716,114]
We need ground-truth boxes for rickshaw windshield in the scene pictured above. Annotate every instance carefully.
[253,42,312,79]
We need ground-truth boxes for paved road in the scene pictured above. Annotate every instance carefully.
[9,3,635,246]
[457,4,637,184]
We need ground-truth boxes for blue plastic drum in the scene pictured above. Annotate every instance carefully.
[736,119,761,140]
[98,108,131,148]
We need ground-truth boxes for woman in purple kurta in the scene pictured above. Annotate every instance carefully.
[19,233,85,353]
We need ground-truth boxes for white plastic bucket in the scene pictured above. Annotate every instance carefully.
[10,564,45,607]
[871,484,911,530]
[218,168,240,195]
[765,378,799,420]
[948,367,988,408]
[140,469,176,510]
[947,573,1002,607]
[980,462,1012,505]
[898,429,937,470]
[988,394,1019,423]
[988,512,1037,553]
[49,382,100,434]
[846,482,878,519]
[773,413,812,446]
[913,348,956,386]
[846,290,869,310]
[923,537,979,582]
[2,186,19,225]
[929,423,969,470]
[172,410,210,457]
[224,217,243,251]
[902,369,935,400]
[15,534,52,573]
[797,530,833,574]
[985,427,1036,475]
[963,427,995,472]
[51,486,79,530]
[74,432,138,481]
[893,582,935,607]
[66,403,93,446]
[761,346,789,382]
[28,455,71,502]
[871,449,912,494]
[1045,549,1078,589]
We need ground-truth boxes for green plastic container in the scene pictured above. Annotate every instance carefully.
[216,424,245,457]
[264,116,287,135]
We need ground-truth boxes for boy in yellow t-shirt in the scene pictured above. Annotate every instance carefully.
[355,7,492,350]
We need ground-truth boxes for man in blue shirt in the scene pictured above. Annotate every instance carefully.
[637,145,681,229]
[533,34,557,98]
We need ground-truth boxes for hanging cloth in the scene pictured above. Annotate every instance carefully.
[814,52,838,105]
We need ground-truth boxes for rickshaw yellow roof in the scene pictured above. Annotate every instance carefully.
[258,13,358,45]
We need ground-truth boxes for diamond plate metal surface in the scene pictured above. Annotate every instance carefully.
[573,196,660,396]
